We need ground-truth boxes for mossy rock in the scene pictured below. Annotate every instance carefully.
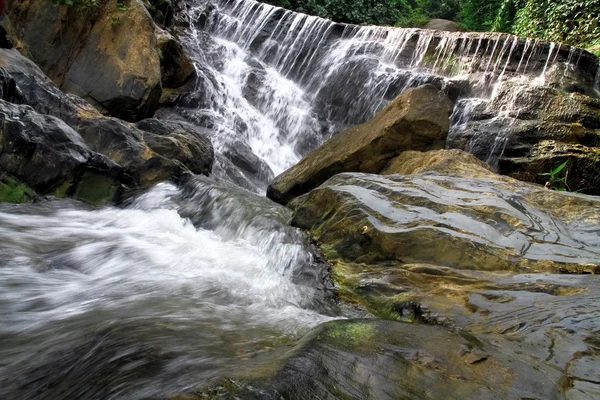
[0,174,36,203]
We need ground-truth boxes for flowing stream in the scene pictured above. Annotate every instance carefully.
[1,0,599,397]
[0,179,338,398]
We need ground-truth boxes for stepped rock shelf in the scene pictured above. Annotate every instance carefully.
[0,0,599,398]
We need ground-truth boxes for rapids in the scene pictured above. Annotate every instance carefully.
[0,179,338,398]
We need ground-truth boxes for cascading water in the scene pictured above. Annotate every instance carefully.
[0,178,338,398]
[2,0,600,397]
[158,0,597,188]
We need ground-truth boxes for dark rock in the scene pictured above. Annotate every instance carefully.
[0,48,103,125]
[156,29,196,89]
[500,140,600,194]
[267,85,453,205]
[0,100,123,205]
[222,140,274,188]
[76,117,183,190]
[136,118,214,176]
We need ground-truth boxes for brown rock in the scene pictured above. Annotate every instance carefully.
[267,85,453,205]
[3,0,162,121]
[382,149,495,177]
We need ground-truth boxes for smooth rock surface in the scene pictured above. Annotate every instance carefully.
[267,85,453,205]
[189,319,568,399]
[290,172,600,273]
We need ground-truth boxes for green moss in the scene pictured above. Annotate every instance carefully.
[51,179,72,198]
[74,171,119,206]
[323,321,377,352]
[0,175,36,203]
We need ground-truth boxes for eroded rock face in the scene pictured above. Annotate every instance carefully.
[448,81,600,194]
[267,85,453,205]
[275,150,600,399]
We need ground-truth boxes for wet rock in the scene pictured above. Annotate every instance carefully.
[3,0,162,122]
[0,48,102,125]
[0,47,214,193]
[192,319,564,399]
[156,29,196,89]
[267,85,453,205]
[0,100,123,205]
[290,170,600,273]
[222,140,274,189]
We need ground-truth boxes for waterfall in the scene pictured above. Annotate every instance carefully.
[162,0,595,188]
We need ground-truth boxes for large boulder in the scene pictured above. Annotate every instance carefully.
[290,151,600,274]
[2,0,166,121]
[278,149,600,399]
[0,100,123,205]
[267,85,453,205]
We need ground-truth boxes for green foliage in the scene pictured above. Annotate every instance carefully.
[539,160,571,191]
[511,0,600,51]
[458,0,503,31]
[263,0,462,27]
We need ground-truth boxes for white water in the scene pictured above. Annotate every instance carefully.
[159,0,596,187]
[0,180,337,398]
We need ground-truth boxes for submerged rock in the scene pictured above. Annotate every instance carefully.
[267,85,453,205]
[190,318,571,399]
